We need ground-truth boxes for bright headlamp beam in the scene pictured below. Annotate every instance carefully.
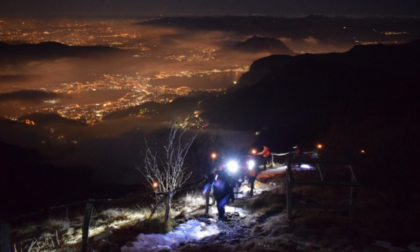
[227,160,239,173]
[247,160,255,170]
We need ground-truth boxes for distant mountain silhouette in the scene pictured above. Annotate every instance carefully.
[103,102,165,120]
[199,41,420,149]
[142,16,420,45]
[0,41,123,62]
[233,36,295,55]
[18,112,87,126]
[0,117,20,126]
[103,97,202,121]
[227,54,293,92]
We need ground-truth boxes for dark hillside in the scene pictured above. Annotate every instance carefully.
[0,142,96,219]
[201,41,420,150]
[18,113,88,126]
[198,41,420,213]
[227,55,293,92]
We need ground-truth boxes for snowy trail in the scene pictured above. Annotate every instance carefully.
[121,219,221,252]
[122,206,248,252]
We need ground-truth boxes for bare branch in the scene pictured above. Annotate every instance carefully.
[137,126,196,197]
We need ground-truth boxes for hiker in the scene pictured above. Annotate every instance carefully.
[246,157,259,196]
[203,167,231,222]
[257,144,271,170]
[293,145,302,167]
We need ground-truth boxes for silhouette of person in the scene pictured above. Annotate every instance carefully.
[293,145,302,167]
[257,145,271,170]
[203,168,216,196]
[203,168,231,222]
[247,158,259,196]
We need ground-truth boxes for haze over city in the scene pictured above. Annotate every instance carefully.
[1,6,420,182]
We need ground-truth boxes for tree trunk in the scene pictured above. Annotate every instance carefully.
[164,194,172,227]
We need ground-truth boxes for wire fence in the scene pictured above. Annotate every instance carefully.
[0,176,206,252]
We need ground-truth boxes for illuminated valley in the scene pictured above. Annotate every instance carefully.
[0,18,252,127]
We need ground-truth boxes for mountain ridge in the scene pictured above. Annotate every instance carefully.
[233,35,295,55]
[200,40,420,149]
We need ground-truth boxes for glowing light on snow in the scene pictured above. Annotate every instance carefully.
[300,164,312,169]
[121,220,220,252]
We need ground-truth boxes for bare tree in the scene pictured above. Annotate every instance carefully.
[137,126,196,224]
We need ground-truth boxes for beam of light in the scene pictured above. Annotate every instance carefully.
[247,160,255,170]
[227,160,239,173]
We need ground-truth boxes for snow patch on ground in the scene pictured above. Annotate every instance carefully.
[269,164,316,171]
[121,220,220,252]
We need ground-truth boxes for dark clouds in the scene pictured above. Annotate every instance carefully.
[0,0,418,17]
[0,90,61,103]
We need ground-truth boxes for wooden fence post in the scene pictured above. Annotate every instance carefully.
[81,201,94,252]
[1,223,12,252]
[286,159,293,220]
[205,190,210,215]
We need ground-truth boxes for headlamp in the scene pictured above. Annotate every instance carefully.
[227,160,239,173]
[247,160,255,170]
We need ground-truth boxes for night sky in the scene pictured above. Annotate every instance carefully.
[0,0,419,18]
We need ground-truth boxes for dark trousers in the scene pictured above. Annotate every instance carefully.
[216,194,230,221]
[249,176,256,196]
[229,184,235,202]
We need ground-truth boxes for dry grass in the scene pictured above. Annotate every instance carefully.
[243,190,286,214]
[173,191,206,215]
[8,192,209,252]
[10,206,152,251]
